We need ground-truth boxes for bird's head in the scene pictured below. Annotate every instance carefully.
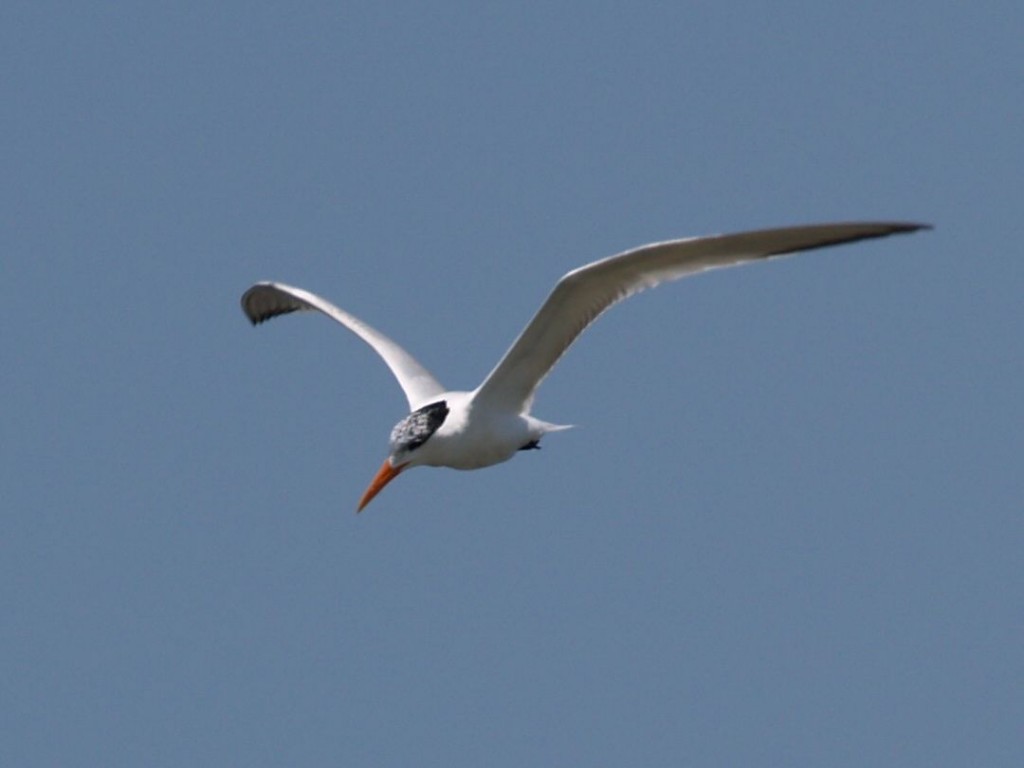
[357,400,450,512]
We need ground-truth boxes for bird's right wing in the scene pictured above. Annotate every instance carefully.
[241,282,446,411]
[473,221,930,414]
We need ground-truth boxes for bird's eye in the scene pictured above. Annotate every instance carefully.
[389,400,449,452]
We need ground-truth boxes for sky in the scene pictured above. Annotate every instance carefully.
[2,2,1021,766]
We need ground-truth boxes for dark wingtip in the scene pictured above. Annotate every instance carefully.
[241,282,300,327]
[243,307,273,326]
[893,221,933,233]
[240,287,263,326]
[765,221,933,257]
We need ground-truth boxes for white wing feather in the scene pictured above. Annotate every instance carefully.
[473,222,930,414]
[241,282,446,411]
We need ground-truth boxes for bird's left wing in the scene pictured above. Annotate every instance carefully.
[473,221,930,414]
[241,282,446,411]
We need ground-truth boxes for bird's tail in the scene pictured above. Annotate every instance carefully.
[535,419,574,435]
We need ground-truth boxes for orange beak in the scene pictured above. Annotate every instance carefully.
[357,459,404,512]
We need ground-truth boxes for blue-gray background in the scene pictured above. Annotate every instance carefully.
[3,2,1021,765]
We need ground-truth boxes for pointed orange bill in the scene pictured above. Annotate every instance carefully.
[357,459,404,512]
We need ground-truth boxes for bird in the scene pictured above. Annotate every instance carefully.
[241,221,930,511]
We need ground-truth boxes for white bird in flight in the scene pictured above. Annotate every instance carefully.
[242,221,929,511]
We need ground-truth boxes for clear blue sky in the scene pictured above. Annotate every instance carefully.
[2,2,1021,766]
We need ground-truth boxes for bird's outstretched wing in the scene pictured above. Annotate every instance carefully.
[241,282,446,411]
[473,221,930,414]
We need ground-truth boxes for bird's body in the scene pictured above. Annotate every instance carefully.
[393,391,564,470]
[242,221,930,510]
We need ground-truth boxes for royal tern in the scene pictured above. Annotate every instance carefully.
[242,221,929,511]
